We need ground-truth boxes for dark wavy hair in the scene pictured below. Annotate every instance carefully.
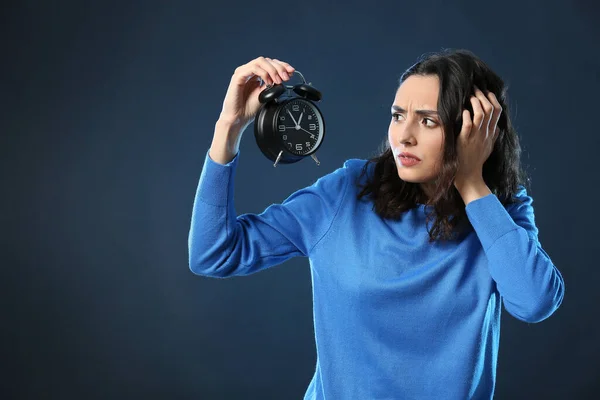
[355,48,531,243]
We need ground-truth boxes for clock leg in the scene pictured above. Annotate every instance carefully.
[311,153,320,166]
[273,151,283,168]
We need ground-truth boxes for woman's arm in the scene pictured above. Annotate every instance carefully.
[463,185,565,323]
[188,139,349,278]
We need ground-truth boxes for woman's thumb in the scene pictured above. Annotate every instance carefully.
[244,80,264,115]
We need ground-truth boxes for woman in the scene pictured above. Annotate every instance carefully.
[188,49,565,400]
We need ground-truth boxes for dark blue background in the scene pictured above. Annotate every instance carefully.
[2,0,599,398]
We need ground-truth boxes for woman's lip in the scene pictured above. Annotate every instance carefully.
[398,155,421,166]
[398,152,421,161]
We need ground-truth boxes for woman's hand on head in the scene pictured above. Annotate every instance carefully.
[455,86,502,184]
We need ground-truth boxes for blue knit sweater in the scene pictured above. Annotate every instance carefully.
[188,148,565,400]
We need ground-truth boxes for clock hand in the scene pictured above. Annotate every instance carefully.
[297,112,304,126]
[286,110,299,127]
[299,127,316,136]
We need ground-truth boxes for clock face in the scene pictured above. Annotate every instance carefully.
[276,98,324,156]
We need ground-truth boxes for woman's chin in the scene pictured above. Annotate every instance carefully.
[396,170,424,183]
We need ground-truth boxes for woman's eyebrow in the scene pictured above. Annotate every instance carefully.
[391,105,439,116]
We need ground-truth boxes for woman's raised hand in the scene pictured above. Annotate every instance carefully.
[219,56,295,129]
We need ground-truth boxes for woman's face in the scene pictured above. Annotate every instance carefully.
[388,74,445,197]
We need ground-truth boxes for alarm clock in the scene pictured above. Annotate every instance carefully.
[254,70,325,167]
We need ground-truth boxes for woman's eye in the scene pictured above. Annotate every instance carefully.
[392,113,404,121]
[423,118,436,127]
[392,113,437,127]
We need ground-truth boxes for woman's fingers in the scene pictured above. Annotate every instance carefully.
[473,86,494,136]
[486,91,503,135]
[253,56,282,84]
[235,56,297,87]
[263,57,296,83]
[233,63,272,86]
[271,58,295,72]
[470,95,485,131]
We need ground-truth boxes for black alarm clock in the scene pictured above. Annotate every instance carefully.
[254,70,325,167]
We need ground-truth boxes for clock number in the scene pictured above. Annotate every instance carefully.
[309,124,316,130]
[308,115,312,120]
[282,135,287,140]
[296,144,303,151]
[310,134,316,140]
[292,105,299,112]
[305,142,310,147]
[278,125,285,132]
[279,116,285,121]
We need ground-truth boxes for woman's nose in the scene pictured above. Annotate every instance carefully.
[396,125,416,146]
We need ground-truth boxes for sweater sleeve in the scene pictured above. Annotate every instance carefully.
[464,185,565,323]
[188,148,348,278]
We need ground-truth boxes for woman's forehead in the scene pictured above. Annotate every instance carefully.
[395,75,439,105]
